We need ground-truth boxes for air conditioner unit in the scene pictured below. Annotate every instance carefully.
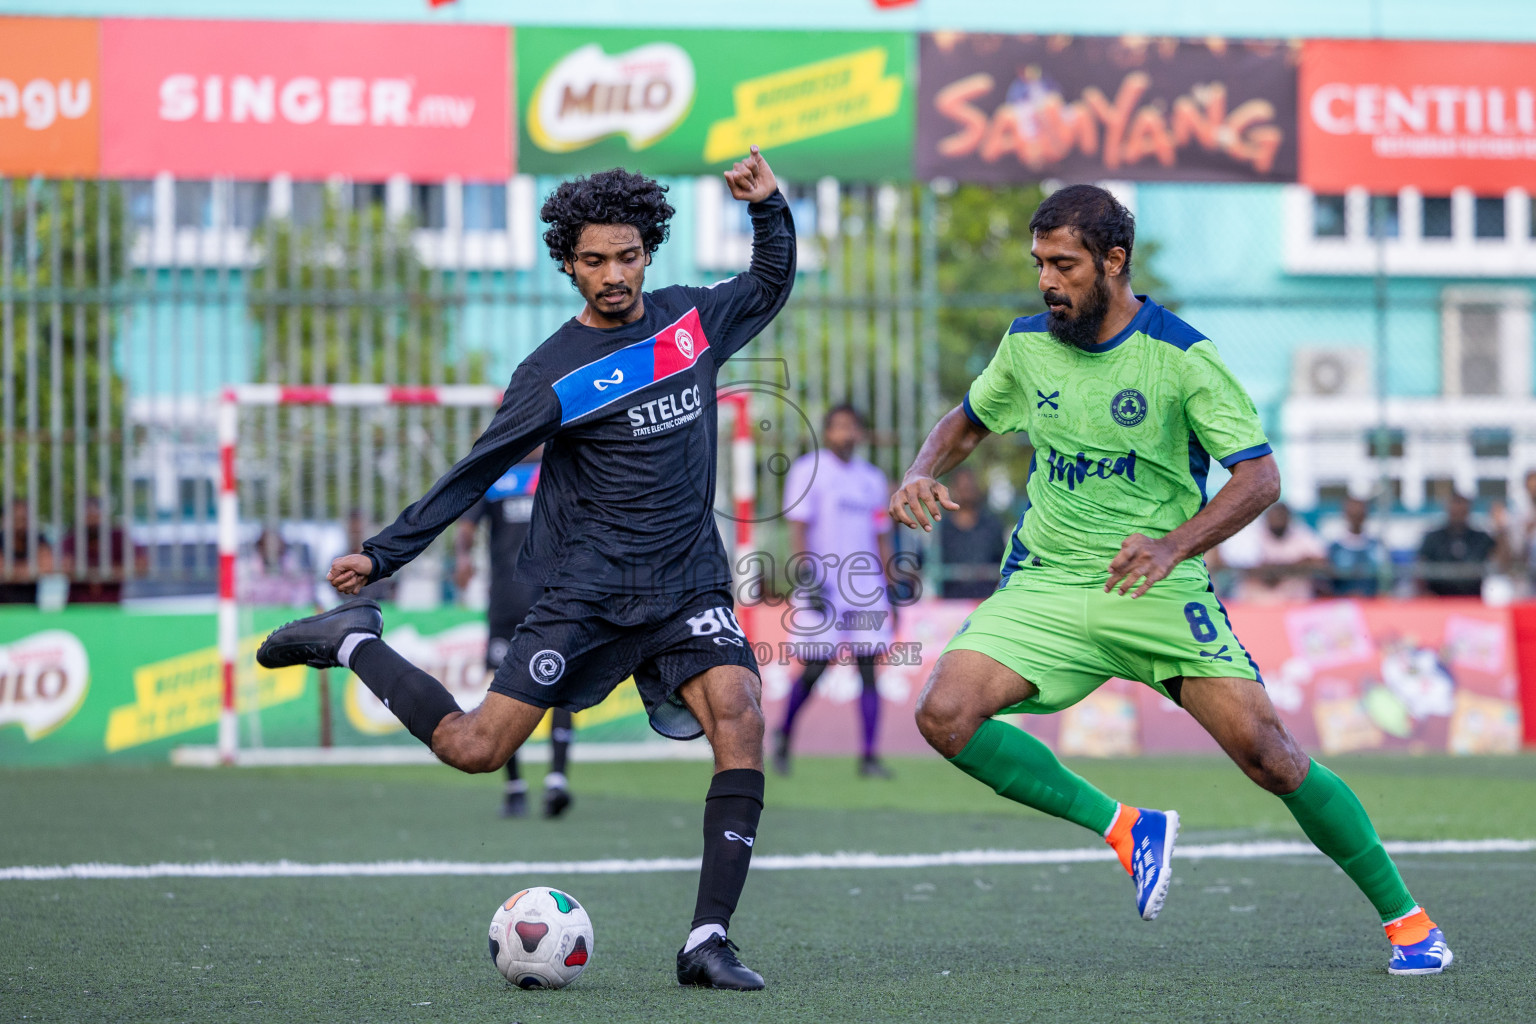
[1290,348,1372,397]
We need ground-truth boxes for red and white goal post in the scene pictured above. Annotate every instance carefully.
[214,384,757,764]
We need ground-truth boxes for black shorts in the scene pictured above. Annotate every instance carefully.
[488,586,758,741]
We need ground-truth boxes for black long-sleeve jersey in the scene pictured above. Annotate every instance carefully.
[362,192,796,595]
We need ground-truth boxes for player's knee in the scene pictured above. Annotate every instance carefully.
[442,743,504,775]
[431,721,504,775]
[698,671,764,738]
[715,697,765,745]
[1233,724,1308,794]
[699,684,764,770]
[915,681,977,756]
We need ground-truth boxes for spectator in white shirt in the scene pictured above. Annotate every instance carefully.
[1220,502,1328,604]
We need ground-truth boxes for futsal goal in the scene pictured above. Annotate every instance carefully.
[203,383,756,765]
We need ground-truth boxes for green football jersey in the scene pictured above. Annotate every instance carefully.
[964,297,1270,584]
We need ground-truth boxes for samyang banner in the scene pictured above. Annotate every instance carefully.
[516,27,913,180]
[98,19,512,181]
[0,17,100,177]
[917,33,1298,184]
[1300,39,1536,195]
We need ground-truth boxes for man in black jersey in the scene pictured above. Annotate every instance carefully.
[258,147,793,990]
[454,451,574,819]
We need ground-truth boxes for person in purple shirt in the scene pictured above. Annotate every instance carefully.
[773,404,898,778]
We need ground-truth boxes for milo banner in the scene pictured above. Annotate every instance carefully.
[0,606,655,766]
[916,33,1298,184]
[516,27,913,180]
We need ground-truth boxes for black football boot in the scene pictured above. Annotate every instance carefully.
[256,598,382,669]
[676,935,764,990]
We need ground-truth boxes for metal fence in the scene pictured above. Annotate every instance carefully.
[0,177,947,600]
[2,175,1533,603]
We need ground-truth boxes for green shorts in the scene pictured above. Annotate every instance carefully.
[942,563,1261,715]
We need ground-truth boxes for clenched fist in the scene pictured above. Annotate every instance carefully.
[328,553,374,596]
[723,145,779,204]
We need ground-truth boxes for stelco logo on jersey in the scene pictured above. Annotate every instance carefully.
[628,384,704,436]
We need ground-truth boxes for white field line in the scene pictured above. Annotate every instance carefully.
[170,742,713,768]
[2,839,1531,882]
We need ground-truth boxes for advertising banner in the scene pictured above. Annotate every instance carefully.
[0,17,100,177]
[750,598,1522,758]
[98,19,511,181]
[4,598,1519,765]
[516,27,912,180]
[916,33,1298,184]
[1300,39,1536,195]
[0,606,653,766]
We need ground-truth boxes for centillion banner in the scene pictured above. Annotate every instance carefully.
[1300,39,1536,195]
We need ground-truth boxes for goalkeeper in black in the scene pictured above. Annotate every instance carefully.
[259,147,794,990]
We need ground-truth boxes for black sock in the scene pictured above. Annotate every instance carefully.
[505,756,521,783]
[549,708,573,778]
[349,639,461,747]
[691,768,765,930]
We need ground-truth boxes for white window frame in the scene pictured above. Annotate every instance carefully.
[129,174,538,271]
[1283,185,1536,276]
[410,176,536,270]
[1281,395,1536,513]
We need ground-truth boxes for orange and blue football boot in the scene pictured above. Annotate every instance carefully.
[1386,908,1453,976]
[1104,805,1180,921]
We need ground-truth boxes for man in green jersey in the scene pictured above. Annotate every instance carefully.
[890,185,1450,976]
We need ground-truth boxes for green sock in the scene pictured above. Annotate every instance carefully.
[948,718,1119,834]
[1279,760,1418,924]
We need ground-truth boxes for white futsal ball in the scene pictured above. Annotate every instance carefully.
[488,886,594,989]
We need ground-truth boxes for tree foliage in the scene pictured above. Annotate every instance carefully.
[243,198,490,523]
[246,199,485,387]
[2,180,128,530]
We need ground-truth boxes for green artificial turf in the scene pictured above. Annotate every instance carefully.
[3,754,1534,1023]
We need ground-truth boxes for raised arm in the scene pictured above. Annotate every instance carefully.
[889,406,992,532]
[1106,453,1281,598]
[328,370,560,595]
[700,147,797,361]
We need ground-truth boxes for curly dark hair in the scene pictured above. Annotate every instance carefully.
[540,168,675,277]
[1028,183,1135,279]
